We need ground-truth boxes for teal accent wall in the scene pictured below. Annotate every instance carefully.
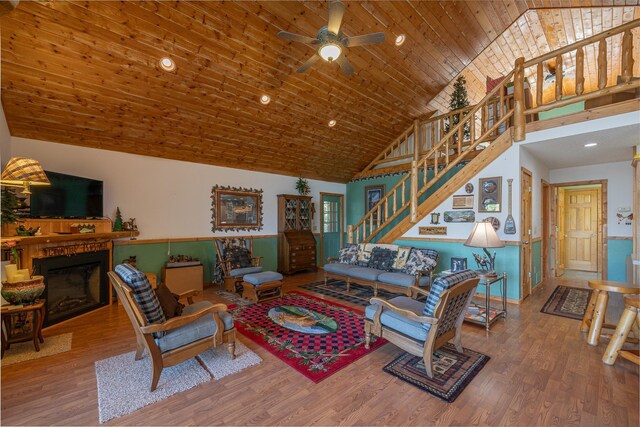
[346,174,406,227]
[538,101,585,120]
[531,239,542,288]
[394,239,521,301]
[113,234,321,283]
[607,239,632,282]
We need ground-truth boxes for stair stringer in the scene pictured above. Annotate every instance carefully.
[379,129,514,244]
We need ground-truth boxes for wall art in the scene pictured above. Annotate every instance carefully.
[211,185,263,232]
[443,210,475,223]
[478,177,502,212]
[452,195,474,209]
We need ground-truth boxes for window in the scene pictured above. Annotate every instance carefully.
[322,200,339,233]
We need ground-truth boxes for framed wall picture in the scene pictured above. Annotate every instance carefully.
[452,195,474,209]
[419,226,447,235]
[478,177,502,213]
[211,185,263,232]
[451,257,467,272]
[365,185,385,219]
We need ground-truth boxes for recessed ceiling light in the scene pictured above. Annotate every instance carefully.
[328,119,337,127]
[584,142,598,147]
[259,94,271,105]
[395,34,406,46]
[159,57,176,72]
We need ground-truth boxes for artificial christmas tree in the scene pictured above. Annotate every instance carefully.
[113,207,123,231]
[444,76,471,140]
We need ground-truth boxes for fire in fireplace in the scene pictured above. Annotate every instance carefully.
[33,250,110,327]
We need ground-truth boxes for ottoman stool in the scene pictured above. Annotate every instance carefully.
[242,271,284,304]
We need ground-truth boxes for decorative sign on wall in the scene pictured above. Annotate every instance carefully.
[617,207,633,225]
[452,195,474,209]
[464,183,474,194]
[443,210,475,223]
[419,226,447,235]
[478,177,502,212]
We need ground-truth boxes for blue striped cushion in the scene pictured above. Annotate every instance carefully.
[115,264,166,333]
[422,269,478,322]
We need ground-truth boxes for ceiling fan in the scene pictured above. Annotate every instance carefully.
[542,59,576,87]
[277,0,385,76]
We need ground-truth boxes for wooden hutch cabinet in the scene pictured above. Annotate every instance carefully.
[277,194,317,275]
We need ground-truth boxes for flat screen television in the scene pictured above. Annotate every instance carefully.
[29,171,104,219]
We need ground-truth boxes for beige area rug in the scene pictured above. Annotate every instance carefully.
[1,333,73,366]
[95,341,261,423]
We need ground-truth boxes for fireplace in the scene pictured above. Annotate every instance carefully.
[33,250,110,327]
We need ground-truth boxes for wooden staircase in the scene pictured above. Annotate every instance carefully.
[348,19,640,246]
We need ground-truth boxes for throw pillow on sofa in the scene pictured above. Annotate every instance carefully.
[402,248,438,276]
[338,244,359,265]
[392,246,412,271]
[368,247,398,271]
[225,246,252,269]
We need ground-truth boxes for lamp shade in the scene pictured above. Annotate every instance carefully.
[1,157,50,186]
[464,222,504,249]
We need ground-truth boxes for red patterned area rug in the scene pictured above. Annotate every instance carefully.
[384,344,490,403]
[229,291,386,383]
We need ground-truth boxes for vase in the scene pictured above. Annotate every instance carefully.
[1,276,45,305]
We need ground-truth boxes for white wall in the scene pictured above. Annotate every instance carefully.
[403,144,522,242]
[520,147,550,238]
[550,161,633,237]
[11,137,346,239]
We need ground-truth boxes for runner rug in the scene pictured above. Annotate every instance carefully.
[229,291,386,382]
[384,344,490,403]
[540,285,592,320]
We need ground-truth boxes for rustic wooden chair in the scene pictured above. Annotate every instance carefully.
[364,270,479,378]
[213,237,263,292]
[108,270,235,392]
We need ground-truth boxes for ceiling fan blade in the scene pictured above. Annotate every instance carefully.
[335,55,354,76]
[296,54,321,73]
[342,32,386,47]
[327,0,345,35]
[277,31,319,45]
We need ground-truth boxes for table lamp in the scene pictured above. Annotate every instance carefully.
[464,221,504,275]
[1,157,50,195]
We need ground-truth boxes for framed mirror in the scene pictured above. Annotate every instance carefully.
[211,186,263,232]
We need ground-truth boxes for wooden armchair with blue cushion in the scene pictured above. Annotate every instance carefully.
[109,264,236,391]
[213,237,263,292]
[364,270,479,378]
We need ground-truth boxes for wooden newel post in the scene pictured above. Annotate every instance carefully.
[622,29,634,84]
[410,160,418,223]
[413,119,420,161]
[347,224,354,244]
[513,57,526,142]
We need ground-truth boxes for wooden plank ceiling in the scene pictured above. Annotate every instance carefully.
[0,1,629,183]
[428,5,640,112]
[1,0,531,183]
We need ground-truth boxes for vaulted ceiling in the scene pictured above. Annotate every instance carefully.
[0,1,634,183]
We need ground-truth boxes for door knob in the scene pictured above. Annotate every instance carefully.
[523,240,529,244]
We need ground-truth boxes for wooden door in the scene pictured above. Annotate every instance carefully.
[541,180,550,279]
[320,194,343,266]
[564,188,599,272]
[556,188,566,276]
[521,168,533,300]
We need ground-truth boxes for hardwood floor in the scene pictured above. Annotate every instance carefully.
[1,272,638,426]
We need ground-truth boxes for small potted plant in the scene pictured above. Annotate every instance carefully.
[295,178,310,196]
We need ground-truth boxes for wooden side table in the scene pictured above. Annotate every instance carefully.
[581,280,639,346]
[1,299,46,358]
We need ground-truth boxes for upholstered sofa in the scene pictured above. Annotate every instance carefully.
[324,243,439,296]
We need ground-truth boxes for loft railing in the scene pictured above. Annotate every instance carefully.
[348,18,639,246]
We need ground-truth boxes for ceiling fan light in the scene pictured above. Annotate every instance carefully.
[319,43,342,62]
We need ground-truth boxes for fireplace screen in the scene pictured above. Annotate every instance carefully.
[33,250,109,327]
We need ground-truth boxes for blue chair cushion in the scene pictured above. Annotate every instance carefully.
[365,296,428,342]
[323,263,358,275]
[155,301,234,353]
[229,266,263,277]
[347,266,386,281]
[423,269,478,323]
[115,264,166,332]
[244,271,283,286]
[377,272,431,288]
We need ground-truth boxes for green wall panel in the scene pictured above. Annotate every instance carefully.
[394,239,521,300]
[346,174,406,227]
[531,240,542,288]
[607,239,632,282]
